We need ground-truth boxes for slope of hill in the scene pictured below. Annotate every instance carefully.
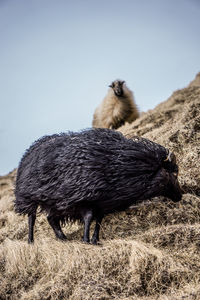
[0,74,200,300]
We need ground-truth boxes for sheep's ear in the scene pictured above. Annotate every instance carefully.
[121,81,125,85]
[108,84,113,88]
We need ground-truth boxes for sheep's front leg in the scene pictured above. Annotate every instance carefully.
[91,215,103,245]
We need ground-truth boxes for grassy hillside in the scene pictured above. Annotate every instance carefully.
[0,74,200,299]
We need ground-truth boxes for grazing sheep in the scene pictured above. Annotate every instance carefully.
[92,80,139,129]
[14,128,182,244]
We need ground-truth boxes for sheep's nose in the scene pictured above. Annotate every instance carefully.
[172,192,182,202]
[115,88,122,96]
[172,181,183,202]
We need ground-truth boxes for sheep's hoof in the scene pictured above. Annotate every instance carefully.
[56,234,67,241]
[28,239,34,244]
[91,238,97,245]
[91,238,102,246]
[82,240,90,245]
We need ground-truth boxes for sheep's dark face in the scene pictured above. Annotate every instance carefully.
[109,80,125,97]
[161,170,182,202]
[161,152,183,202]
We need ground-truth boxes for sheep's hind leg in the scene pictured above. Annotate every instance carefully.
[91,215,103,245]
[28,208,37,244]
[47,216,67,241]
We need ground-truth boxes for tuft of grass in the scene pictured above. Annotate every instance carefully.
[0,239,193,300]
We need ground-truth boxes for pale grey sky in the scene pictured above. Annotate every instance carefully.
[0,0,200,175]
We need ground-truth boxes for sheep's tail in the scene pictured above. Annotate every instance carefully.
[14,195,38,215]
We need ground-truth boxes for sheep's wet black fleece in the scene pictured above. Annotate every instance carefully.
[15,128,182,244]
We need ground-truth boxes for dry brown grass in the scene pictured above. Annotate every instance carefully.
[0,74,200,299]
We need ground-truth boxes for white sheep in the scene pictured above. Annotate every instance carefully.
[92,79,139,129]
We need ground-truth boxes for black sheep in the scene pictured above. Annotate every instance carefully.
[14,128,182,244]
